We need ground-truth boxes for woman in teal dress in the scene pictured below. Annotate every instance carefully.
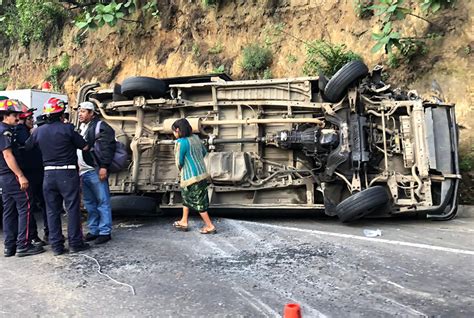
[172,118,216,234]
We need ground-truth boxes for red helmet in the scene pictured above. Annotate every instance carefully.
[43,97,65,115]
[0,99,22,113]
[18,101,35,119]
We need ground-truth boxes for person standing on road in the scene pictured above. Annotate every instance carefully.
[14,103,48,245]
[171,118,216,234]
[77,101,115,245]
[0,99,45,257]
[26,98,89,256]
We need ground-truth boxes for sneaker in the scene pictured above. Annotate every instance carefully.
[31,237,46,247]
[16,244,45,257]
[84,233,99,242]
[4,247,16,257]
[70,242,90,253]
[94,234,111,245]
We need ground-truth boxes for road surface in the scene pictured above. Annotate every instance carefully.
[1,207,473,317]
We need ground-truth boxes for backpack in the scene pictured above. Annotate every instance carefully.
[94,121,129,173]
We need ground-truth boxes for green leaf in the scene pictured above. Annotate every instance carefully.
[102,14,114,23]
[383,22,392,33]
[387,4,397,12]
[372,32,383,40]
[75,21,89,29]
[103,4,113,14]
[116,12,125,19]
[432,2,441,12]
[390,32,400,39]
[371,41,385,53]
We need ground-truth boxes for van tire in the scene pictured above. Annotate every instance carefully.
[324,60,369,103]
[111,195,161,216]
[113,83,128,101]
[121,77,167,98]
[336,186,389,222]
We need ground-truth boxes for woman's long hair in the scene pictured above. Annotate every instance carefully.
[172,118,192,138]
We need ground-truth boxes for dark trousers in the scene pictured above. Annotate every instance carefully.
[43,169,83,251]
[1,172,33,249]
[25,170,48,237]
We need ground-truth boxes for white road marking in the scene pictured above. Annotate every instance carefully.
[199,236,232,258]
[385,280,406,289]
[235,220,474,256]
[382,296,427,317]
[233,287,280,317]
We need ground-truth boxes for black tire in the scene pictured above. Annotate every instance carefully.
[120,76,167,98]
[318,73,328,93]
[324,60,369,103]
[110,195,161,216]
[336,186,389,222]
[113,83,128,101]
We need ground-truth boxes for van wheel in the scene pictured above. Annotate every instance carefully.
[113,83,128,101]
[336,186,389,222]
[120,77,167,98]
[324,60,369,103]
[111,195,161,216]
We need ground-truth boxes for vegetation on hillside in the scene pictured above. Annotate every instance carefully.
[303,41,362,77]
[0,0,64,46]
[0,0,458,85]
[369,0,453,67]
[241,44,273,79]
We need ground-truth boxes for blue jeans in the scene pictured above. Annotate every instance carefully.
[81,170,112,236]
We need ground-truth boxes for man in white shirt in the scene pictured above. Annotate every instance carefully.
[77,102,116,245]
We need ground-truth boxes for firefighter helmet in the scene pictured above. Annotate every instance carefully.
[43,97,65,115]
[0,99,22,113]
[18,101,35,119]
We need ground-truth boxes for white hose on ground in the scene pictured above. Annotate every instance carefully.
[72,254,136,296]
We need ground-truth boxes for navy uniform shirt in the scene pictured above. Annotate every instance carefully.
[0,122,14,175]
[27,121,87,166]
[14,123,43,171]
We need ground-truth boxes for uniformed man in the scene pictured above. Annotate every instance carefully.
[14,103,48,245]
[0,99,45,257]
[27,98,89,255]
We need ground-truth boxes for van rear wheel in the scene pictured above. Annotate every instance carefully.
[324,60,369,103]
[336,186,389,222]
[121,76,167,98]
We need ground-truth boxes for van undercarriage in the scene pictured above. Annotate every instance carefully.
[77,61,460,222]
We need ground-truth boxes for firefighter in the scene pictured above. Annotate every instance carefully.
[14,103,48,245]
[26,98,89,255]
[0,99,45,257]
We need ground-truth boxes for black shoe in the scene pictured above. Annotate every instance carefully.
[70,242,90,253]
[84,233,99,242]
[43,234,49,245]
[94,234,111,245]
[53,248,68,256]
[16,244,45,257]
[4,247,16,257]
[31,237,46,247]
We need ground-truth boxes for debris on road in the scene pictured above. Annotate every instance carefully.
[363,229,382,238]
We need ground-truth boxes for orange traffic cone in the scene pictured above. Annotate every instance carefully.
[283,303,302,318]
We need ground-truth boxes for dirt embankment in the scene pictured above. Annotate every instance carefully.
[0,0,472,200]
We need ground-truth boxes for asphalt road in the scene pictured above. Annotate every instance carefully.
[1,207,473,317]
